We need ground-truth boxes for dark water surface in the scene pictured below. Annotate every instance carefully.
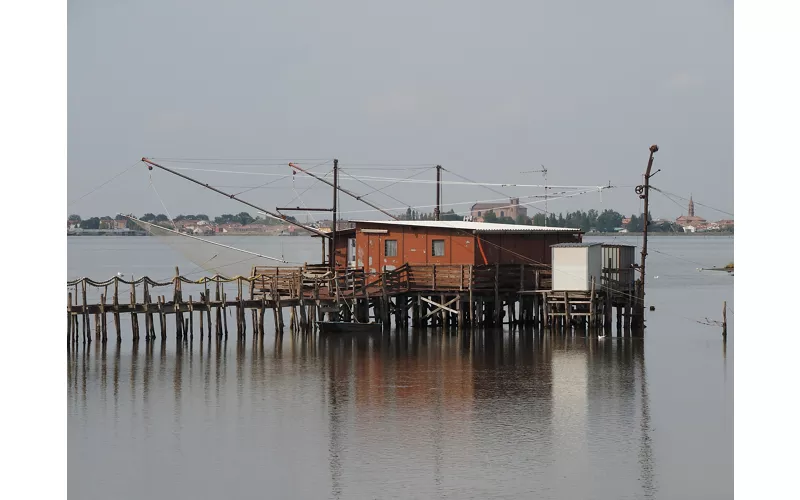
[68,235,733,499]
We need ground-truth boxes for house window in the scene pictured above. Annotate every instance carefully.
[432,239,445,257]
[500,211,505,217]
[477,211,482,216]
[384,239,398,257]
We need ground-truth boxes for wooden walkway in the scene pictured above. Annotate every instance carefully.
[67,263,638,343]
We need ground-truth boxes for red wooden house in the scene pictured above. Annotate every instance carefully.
[331,220,582,274]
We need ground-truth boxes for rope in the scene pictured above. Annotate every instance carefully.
[148,175,178,231]
[650,186,733,217]
[67,161,142,208]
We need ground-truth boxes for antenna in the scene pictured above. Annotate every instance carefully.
[520,165,549,225]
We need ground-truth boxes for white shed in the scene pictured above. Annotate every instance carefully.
[551,242,603,292]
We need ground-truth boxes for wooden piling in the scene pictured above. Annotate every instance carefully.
[214,281,222,337]
[143,281,152,340]
[174,267,184,339]
[68,292,73,340]
[494,264,501,326]
[113,278,121,341]
[222,291,229,338]
[468,266,475,326]
[159,295,167,339]
[589,277,596,329]
[81,280,89,342]
[199,294,205,340]
[100,293,107,341]
[130,277,139,340]
[188,295,194,338]
[722,300,727,337]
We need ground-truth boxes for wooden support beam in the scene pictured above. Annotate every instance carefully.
[421,296,459,319]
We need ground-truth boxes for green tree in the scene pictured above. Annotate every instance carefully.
[141,213,156,222]
[441,209,462,221]
[483,210,498,223]
[155,214,170,222]
[236,212,254,225]
[516,214,529,225]
[68,214,81,222]
[196,214,209,221]
[596,209,623,232]
[80,217,100,229]
[532,213,546,226]
[627,214,642,232]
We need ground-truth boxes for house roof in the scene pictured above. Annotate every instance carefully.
[551,242,603,248]
[349,219,581,233]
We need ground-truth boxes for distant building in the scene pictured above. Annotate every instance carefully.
[675,195,708,228]
[470,198,527,221]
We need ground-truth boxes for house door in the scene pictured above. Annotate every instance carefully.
[347,238,356,268]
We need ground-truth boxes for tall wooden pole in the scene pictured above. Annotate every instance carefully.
[331,159,338,270]
[434,165,442,221]
[633,144,659,334]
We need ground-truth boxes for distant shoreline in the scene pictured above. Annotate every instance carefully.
[588,232,733,237]
[68,230,732,237]
[67,231,313,237]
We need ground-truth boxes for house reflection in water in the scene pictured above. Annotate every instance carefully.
[318,333,652,499]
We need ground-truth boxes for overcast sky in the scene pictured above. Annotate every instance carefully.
[68,0,732,223]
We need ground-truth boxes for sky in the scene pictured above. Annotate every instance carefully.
[68,0,733,223]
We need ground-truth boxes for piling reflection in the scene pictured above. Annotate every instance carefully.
[68,328,656,499]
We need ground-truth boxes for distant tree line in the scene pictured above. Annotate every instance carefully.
[396,207,686,233]
[69,212,298,229]
[70,208,703,233]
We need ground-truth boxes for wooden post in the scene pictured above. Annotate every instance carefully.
[175,267,184,339]
[564,292,571,331]
[494,264,501,326]
[468,266,474,327]
[412,294,420,327]
[214,281,222,337]
[722,301,728,337]
[222,290,229,339]
[235,287,242,338]
[589,277,596,330]
[159,295,167,339]
[188,295,194,338]
[199,294,205,340]
[143,281,151,340]
[67,292,73,341]
[260,295,266,337]
[100,293,107,341]
[457,295,464,330]
[81,280,89,342]
[130,277,139,340]
[113,278,121,341]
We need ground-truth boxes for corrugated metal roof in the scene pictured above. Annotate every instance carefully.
[551,242,603,247]
[349,220,581,233]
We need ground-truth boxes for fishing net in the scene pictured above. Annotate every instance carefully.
[126,216,290,279]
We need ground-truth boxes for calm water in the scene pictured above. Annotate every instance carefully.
[68,235,733,499]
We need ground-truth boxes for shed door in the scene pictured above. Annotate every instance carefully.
[347,238,356,268]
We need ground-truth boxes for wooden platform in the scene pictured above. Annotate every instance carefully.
[66,262,640,344]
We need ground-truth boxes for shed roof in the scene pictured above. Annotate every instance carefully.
[551,242,603,248]
[350,219,581,233]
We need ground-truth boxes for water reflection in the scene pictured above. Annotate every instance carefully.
[68,329,656,499]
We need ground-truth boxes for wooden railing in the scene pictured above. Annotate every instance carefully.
[381,264,552,293]
[247,263,630,299]
[601,267,635,294]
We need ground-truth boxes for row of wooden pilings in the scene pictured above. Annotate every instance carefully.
[67,270,326,346]
[68,270,641,346]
